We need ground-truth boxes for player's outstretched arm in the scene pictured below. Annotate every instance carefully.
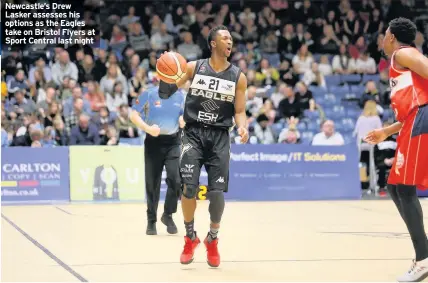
[395,48,428,79]
[234,72,249,143]
[364,121,403,144]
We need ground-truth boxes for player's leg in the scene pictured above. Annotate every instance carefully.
[203,128,230,267]
[144,136,166,235]
[162,139,181,234]
[392,108,428,282]
[179,127,204,264]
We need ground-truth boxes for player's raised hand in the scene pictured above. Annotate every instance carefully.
[237,127,249,144]
[149,124,161,137]
[364,128,388,145]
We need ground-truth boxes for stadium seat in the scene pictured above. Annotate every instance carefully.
[324,75,342,86]
[362,74,381,84]
[343,134,356,145]
[297,122,307,131]
[301,131,315,144]
[329,85,349,97]
[341,74,362,85]
[350,85,365,95]
[309,86,327,96]
[346,108,361,119]
[303,109,320,119]
[307,122,320,131]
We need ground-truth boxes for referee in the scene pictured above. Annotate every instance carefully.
[130,83,185,235]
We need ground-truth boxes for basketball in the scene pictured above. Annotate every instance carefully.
[156,52,187,84]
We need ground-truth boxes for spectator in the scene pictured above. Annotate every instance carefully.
[7,69,30,97]
[295,82,315,111]
[324,10,341,35]
[366,9,384,37]
[259,99,277,125]
[115,104,139,139]
[260,29,279,54]
[63,87,91,117]
[278,60,298,86]
[342,10,361,43]
[359,80,381,108]
[36,86,56,112]
[243,18,259,42]
[318,24,341,54]
[278,86,301,119]
[129,22,151,60]
[302,62,326,88]
[128,68,148,106]
[101,125,119,145]
[332,44,356,74]
[9,90,37,116]
[64,98,86,135]
[77,54,97,85]
[53,118,68,146]
[51,51,78,86]
[279,128,300,144]
[270,82,287,108]
[254,114,276,144]
[85,81,106,112]
[93,106,115,137]
[42,101,63,128]
[292,44,313,74]
[312,120,345,145]
[355,51,377,74]
[70,114,100,145]
[106,82,128,113]
[120,6,140,28]
[255,59,280,86]
[374,121,397,196]
[354,100,382,143]
[318,55,333,76]
[28,57,52,86]
[177,32,202,61]
[238,7,256,26]
[42,126,56,147]
[100,64,128,97]
[30,69,49,102]
[278,24,299,55]
[245,85,263,120]
[415,31,428,56]
[150,23,174,51]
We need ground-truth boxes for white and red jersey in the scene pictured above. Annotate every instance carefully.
[389,47,428,122]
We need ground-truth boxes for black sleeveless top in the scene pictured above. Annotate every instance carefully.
[184,59,241,129]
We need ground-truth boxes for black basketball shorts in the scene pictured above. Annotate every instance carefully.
[179,124,230,192]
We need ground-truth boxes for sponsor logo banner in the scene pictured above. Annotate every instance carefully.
[69,146,145,201]
[1,147,70,202]
[225,144,361,201]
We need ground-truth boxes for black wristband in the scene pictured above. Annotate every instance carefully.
[159,80,178,99]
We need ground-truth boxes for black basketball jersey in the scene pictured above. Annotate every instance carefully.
[184,59,241,129]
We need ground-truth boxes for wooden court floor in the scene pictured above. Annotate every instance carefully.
[2,200,428,282]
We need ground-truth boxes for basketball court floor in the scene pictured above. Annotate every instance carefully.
[2,199,427,282]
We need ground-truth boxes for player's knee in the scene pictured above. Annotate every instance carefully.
[208,190,225,224]
[397,184,417,199]
[182,184,198,199]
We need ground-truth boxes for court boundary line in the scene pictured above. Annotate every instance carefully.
[65,257,412,267]
[1,213,88,282]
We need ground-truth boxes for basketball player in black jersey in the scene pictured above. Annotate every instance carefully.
[157,25,248,267]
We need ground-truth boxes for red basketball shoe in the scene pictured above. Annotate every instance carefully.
[180,233,200,264]
[204,235,220,267]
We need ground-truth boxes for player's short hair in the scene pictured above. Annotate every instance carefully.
[389,17,417,46]
[207,25,229,50]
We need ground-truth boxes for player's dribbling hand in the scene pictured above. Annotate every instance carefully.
[364,128,388,145]
[149,124,161,137]
[237,127,249,144]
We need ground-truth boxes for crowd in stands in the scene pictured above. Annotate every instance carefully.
[1,0,428,191]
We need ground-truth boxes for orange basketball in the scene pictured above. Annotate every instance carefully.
[156,52,187,84]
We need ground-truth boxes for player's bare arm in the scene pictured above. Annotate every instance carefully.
[234,72,249,143]
[364,121,402,145]
[395,48,428,79]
